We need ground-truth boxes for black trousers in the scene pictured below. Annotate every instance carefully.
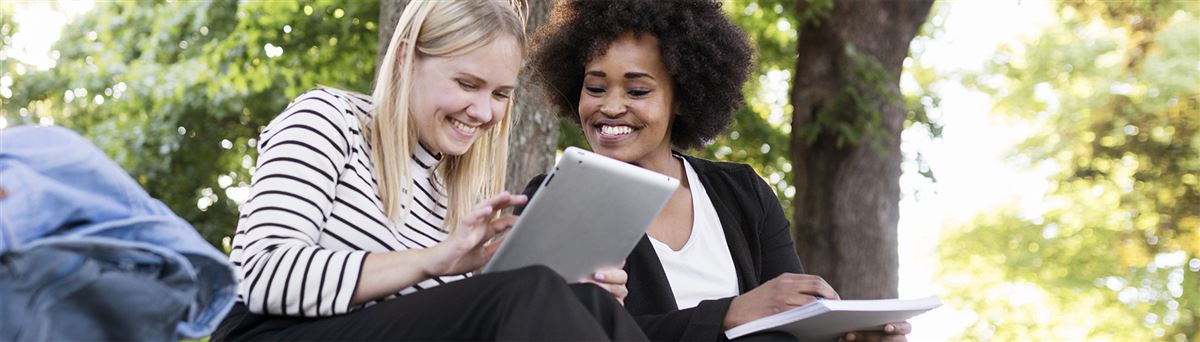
[213,265,647,341]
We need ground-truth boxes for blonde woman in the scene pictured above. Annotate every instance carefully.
[212,1,645,340]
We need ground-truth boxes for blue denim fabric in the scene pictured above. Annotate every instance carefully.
[0,126,236,339]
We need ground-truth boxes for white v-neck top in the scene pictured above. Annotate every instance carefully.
[648,156,740,309]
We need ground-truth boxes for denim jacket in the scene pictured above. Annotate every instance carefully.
[0,126,236,340]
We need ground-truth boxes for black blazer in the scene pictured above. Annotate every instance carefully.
[517,153,804,341]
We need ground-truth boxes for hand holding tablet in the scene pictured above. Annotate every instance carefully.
[481,147,679,282]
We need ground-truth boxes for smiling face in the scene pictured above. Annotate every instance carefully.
[578,32,676,165]
[409,35,521,156]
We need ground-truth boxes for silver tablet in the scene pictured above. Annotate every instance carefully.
[481,146,680,281]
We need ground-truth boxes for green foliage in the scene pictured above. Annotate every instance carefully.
[796,0,835,29]
[793,45,897,153]
[941,205,1160,341]
[902,3,949,184]
[790,0,912,157]
[2,0,938,259]
[726,0,799,71]
[705,0,799,215]
[2,0,380,247]
[1,8,18,102]
[557,116,589,151]
[944,1,1200,339]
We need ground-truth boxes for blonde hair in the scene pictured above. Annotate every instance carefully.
[369,0,526,232]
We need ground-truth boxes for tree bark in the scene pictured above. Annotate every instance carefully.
[376,0,560,192]
[790,1,932,299]
[504,0,558,193]
[376,0,410,73]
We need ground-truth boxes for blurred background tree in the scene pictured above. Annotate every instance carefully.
[939,1,1200,340]
[1,0,380,245]
[787,0,933,300]
[17,1,1196,339]
[2,0,934,302]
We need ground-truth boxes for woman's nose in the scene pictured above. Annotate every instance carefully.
[464,93,494,123]
[599,96,626,116]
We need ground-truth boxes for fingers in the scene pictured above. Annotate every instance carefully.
[576,267,629,304]
[488,215,519,234]
[841,332,870,342]
[764,273,840,308]
[841,331,903,342]
[840,332,862,342]
[461,193,528,228]
[776,273,839,300]
[495,193,528,211]
[476,215,518,252]
[883,321,911,335]
[453,207,506,251]
[841,324,910,342]
[482,234,507,260]
[462,204,496,227]
[578,279,628,304]
[590,267,628,286]
[780,294,821,307]
[477,191,529,213]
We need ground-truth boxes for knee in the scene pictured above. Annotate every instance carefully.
[491,265,568,297]
[570,282,608,299]
[508,265,564,284]
[566,282,619,309]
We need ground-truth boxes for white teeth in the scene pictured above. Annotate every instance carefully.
[451,119,478,135]
[600,125,633,136]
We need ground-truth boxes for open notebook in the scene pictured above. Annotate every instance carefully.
[724,295,942,340]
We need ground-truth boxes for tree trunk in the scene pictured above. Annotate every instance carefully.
[790,1,932,299]
[377,0,559,193]
[504,0,558,193]
[376,0,410,73]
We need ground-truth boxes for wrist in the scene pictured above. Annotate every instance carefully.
[722,296,745,330]
[413,247,438,278]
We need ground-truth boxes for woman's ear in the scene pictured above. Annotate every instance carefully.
[672,101,684,117]
[395,40,409,65]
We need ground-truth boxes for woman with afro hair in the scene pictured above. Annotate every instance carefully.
[520,1,913,341]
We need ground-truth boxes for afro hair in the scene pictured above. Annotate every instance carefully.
[528,0,754,149]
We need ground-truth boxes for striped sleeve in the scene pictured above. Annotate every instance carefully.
[233,91,367,317]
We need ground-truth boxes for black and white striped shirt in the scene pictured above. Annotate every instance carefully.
[229,88,468,317]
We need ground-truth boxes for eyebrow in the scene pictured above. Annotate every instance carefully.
[585,70,656,80]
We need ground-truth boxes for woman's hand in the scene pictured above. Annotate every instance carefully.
[351,192,525,305]
[722,273,839,330]
[578,265,629,304]
[840,321,912,342]
[422,192,527,277]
